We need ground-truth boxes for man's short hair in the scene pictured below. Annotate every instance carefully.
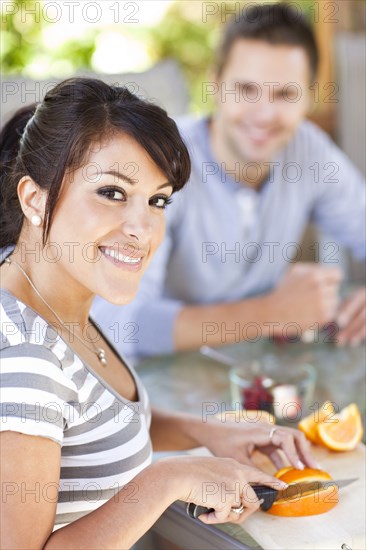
[216,3,319,81]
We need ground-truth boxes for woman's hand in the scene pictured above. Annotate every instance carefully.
[195,418,320,471]
[151,407,319,470]
[159,455,287,525]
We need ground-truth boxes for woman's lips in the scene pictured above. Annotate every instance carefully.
[99,246,143,271]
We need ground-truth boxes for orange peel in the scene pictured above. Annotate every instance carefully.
[268,467,339,517]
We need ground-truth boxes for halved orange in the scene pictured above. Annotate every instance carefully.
[317,403,364,451]
[268,467,338,516]
[298,401,335,443]
[273,467,332,485]
[274,466,293,479]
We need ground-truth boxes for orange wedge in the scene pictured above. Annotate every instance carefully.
[317,403,364,451]
[298,401,335,443]
[268,467,338,516]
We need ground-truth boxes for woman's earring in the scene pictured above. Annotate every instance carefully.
[31,214,42,227]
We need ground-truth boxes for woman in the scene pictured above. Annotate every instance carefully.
[0,78,317,549]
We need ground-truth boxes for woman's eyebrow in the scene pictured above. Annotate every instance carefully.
[101,170,172,190]
[101,170,137,185]
[156,182,173,190]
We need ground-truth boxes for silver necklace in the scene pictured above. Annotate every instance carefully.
[5,257,107,367]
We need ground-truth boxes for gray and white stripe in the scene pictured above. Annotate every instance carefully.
[0,289,152,528]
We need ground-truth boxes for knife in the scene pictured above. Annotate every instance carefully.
[186,478,357,518]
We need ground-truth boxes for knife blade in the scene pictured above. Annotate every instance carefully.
[186,478,358,518]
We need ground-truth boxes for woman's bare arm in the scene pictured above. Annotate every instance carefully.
[0,432,177,550]
[1,432,61,549]
[1,431,290,547]
[150,407,204,451]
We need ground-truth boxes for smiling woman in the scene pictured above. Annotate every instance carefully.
[0,78,318,549]
[0,79,189,309]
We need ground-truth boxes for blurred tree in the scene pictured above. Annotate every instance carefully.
[1,0,45,74]
[0,1,260,110]
[144,1,221,111]
[1,0,97,77]
[1,0,363,114]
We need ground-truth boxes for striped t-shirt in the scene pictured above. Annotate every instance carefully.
[0,288,152,528]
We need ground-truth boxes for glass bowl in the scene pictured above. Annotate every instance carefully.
[229,358,316,425]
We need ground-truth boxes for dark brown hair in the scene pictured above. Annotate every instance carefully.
[216,3,319,81]
[0,77,191,248]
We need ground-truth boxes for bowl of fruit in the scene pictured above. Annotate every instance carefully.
[229,358,316,424]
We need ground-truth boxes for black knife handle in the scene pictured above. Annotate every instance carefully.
[251,485,278,511]
[186,485,278,519]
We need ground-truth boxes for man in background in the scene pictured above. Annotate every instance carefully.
[92,3,365,358]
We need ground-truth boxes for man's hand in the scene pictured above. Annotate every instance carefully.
[267,263,343,338]
[336,288,366,346]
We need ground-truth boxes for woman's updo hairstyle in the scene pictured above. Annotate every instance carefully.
[0,77,191,248]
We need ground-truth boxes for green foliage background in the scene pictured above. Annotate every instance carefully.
[1,0,359,111]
